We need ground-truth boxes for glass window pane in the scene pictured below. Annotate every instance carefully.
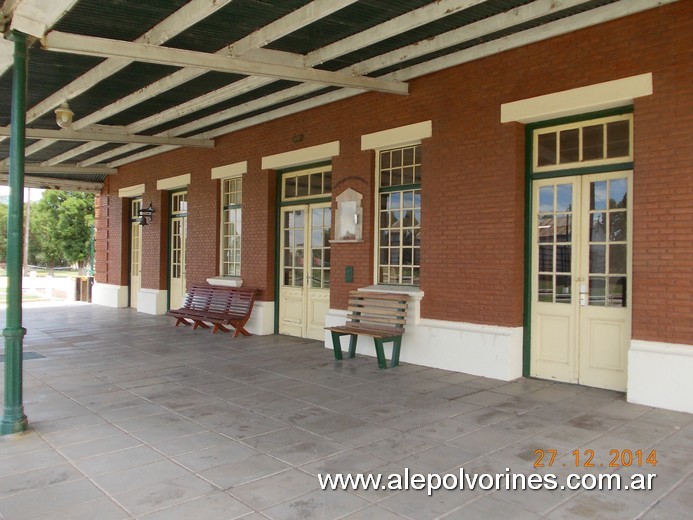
[607,120,630,158]
[609,244,627,274]
[590,213,606,241]
[380,171,391,187]
[556,184,573,212]
[583,124,604,161]
[310,173,322,195]
[608,276,627,308]
[539,245,553,272]
[560,129,579,163]
[590,244,606,273]
[589,277,606,306]
[403,146,414,165]
[538,274,553,302]
[538,215,553,243]
[609,178,628,209]
[392,149,402,167]
[380,151,391,169]
[556,275,572,303]
[609,212,627,242]
[556,245,571,273]
[539,186,554,212]
[323,172,332,194]
[296,175,309,197]
[414,165,422,183]
[537,133,557,166]
[555,214,572,242]
[590,181,607,211]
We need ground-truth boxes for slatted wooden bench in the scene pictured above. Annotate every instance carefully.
[167,285,256,337]
[326,290,408,369]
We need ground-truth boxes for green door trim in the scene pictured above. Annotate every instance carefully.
[522,106,635,377]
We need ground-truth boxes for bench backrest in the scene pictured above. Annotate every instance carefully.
[346,290,408,333]
[182,285,256,316]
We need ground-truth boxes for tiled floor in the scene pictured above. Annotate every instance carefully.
[0,302,691,519]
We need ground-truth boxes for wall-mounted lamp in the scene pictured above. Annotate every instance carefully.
[54,102,74,129]
[138,202,155,226]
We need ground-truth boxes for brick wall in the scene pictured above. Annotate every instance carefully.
[97,2,691,345]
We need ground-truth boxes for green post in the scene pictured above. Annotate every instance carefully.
[1,31,29,435]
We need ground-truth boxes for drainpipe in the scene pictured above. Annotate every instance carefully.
[1,31,29,435]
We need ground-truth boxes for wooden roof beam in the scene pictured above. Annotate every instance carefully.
[41,31,409,95]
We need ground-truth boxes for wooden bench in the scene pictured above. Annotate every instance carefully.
[326,290,408,369]
[167,285,256,337]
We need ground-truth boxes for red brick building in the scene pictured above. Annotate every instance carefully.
[2,1,691,413]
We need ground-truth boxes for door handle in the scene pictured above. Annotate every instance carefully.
[579,284,588,306]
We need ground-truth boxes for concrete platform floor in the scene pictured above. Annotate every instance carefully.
[0,303,691,519]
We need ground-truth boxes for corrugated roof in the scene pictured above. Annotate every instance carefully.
[0,0,653,190]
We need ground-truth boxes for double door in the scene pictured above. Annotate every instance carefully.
[531,172,632,391]
[279,203,331,340]
[169,192,187,310]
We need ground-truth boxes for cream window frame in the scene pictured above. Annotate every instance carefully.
[220,176,243,278]
[280,165,332,202]
[533,114,633,173]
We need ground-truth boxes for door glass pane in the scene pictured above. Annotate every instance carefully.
[609,178,628,209]
[538,274,553,302]
[555,214,572,242]
[556,275,571,304]
[609,212,627,241]
[539,245,553,272]
[539,186,554,212]
[608,276,627,307]
[589,277,606,306]
[589,244,606,273]
[556,245,571,273]
[538,215,554,243]
[609,244,627,274]
[556,184,573,211]
[590,213,606,241]
[590,181,607,210]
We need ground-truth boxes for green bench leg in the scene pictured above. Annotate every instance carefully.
[373,338,388,369]
[331,331,358,361]
[390,336,402,367]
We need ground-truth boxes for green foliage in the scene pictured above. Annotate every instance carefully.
[30,191,95,269]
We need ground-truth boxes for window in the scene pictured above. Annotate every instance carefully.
[377,145,421,285]
[281,166,332,201]
[534,114,632,172]
[221,177,242,277]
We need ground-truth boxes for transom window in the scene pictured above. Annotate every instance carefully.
[171,191,187,214]
[377,144,421,285]
[221,177,242,277]
[534,114,632,172]
[282,166,332,201]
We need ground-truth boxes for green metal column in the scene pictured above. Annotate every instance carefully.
[1,31,29,435]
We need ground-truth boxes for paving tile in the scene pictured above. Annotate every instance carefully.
[262,489,370,520]
[139,491,253,520]
[229,468,318,510]
[0,463,83,498]
[112,474,219,516]
[40,497,131,520]
[0,478,105,520]
[93,459,193,495]
[199,453,292,489]
[72,445,165,476]
[173,441,259,472]
[441,495,540,519]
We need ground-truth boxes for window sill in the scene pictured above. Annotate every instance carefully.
[207,277,243,288]
[358,285,424,300]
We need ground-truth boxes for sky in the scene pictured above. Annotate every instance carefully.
[0,186,45,201]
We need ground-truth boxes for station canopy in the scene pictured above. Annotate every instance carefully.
[0,0,665,193]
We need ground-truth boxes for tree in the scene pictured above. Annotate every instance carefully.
[30,191,95,274]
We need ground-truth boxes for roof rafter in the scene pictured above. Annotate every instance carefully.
[0,173,103,193]
[41,31,409,95]
[0,126,214,147]
[49,0,484,167]
[105,0,670,168]
[21,0,359,165]
[85,0,591,167]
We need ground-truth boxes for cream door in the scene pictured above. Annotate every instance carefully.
[130,199,142,308]
[279,203,331,340]
[531,172,632,391]
[169,192,187,310]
